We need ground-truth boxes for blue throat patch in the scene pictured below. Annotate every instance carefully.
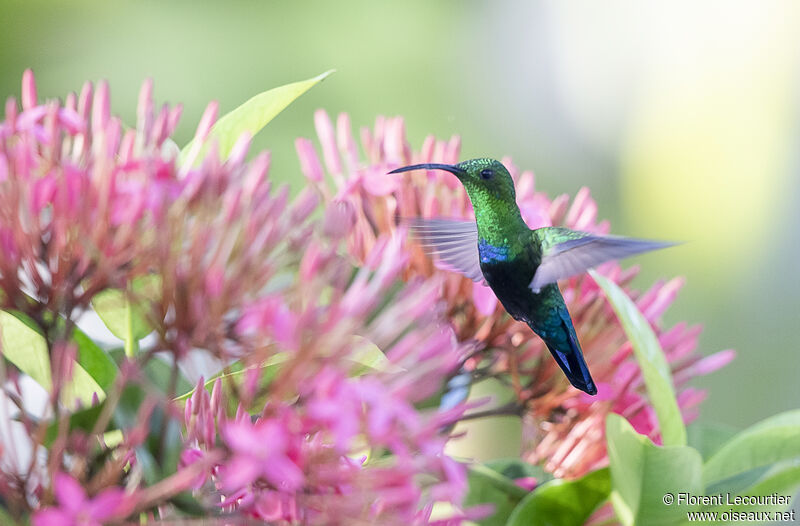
[479,239,510,263]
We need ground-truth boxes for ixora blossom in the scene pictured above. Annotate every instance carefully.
[31,473,132,526]
[297,110,735,478]
[181,235,473,524]
[2,71,475,525]
[0,70,170,332]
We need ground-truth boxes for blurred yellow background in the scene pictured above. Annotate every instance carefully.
[2,1,798,434]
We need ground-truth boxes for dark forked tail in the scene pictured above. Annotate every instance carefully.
[542,317,597,395]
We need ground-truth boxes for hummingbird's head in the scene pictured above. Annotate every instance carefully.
[389,158,517,204]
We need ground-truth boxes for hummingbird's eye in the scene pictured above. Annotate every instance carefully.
[480,168,494,180]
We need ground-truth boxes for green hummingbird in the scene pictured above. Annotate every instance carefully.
[389,158,675,396]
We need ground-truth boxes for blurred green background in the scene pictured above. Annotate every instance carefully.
[2,1,798,436]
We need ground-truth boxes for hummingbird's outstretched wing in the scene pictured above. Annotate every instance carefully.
[529,227,676,293]
[405,218,485,284]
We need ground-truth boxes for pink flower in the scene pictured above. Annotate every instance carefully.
[219,418,305,492]
[179,448,209,490]
[237,295,300,349]
[32,473,131,526]
[514,477,539,492]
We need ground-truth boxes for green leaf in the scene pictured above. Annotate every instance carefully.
[687,421,739,461]
[463,462,528,526]
[127,433,208,516]
[91,275,161,344]
[44,402,107,447]
[178,70,334,165]
[72,327,118,394]
[107,348,191,398]
[606,413,703,526]
[0,310,51,390]
[169,492,208,517]
[142,354,193,399]
[704,465,771,497]
[590,270,686,447]
[107,351,193,425]
[0,311,110,406]
[507,468,611,526]
[127,405,182,483]
[0,504,20,526]
[155,415,183,478]
[103,429,124,449]
[60,367,105,409]
[174,353,289,402]
[346,335,404,376]
[484,458,554,486]
[707,464,800,515]
[136,445,161,485]
[703,409,800,488]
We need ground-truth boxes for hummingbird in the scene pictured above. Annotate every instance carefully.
[389,158,675,396]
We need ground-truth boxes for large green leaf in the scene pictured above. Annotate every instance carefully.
[0,310,51,390]
[60,357,107,408]
[91,275,161,345]
[178,70,334,165]
[591,270,686,447]
[687,421,739,461]
[72,327,118,394]
[0,311,111,406]
[703,409,800,488]
[606,413,703,526]
[464,462,528,526]
[704,465,771,497]
[507,468,611,526]
[707,464,800,515]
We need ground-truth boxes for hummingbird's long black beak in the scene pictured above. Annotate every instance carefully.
[388,163,467,178]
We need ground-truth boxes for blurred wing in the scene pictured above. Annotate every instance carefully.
[406,218,485,283]
[530,231,676,292]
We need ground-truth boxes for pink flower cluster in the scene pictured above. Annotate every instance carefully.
[1,72,472,524]
[185,369,467,523]
[178,232,474,524]
[178,232,473,524]
[0,71,175,322]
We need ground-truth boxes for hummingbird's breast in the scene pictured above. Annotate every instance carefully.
[478,240,537,322]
